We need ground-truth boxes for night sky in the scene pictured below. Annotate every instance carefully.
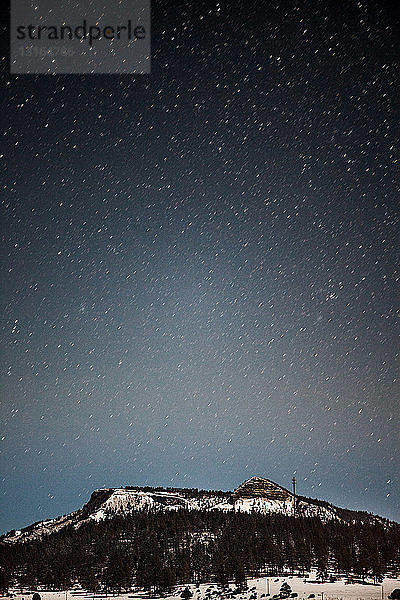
[1,0,399,535]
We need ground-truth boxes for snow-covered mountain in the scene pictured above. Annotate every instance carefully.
[1,476,385,544]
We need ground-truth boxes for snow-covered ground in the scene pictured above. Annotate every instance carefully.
[5,574,400,600]
[245,575,399,600]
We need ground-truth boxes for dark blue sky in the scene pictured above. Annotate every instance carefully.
[1,0,399,534]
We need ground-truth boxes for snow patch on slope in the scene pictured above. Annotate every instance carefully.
[235,497,294,515]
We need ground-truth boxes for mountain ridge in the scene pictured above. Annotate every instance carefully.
[2,476,395,544]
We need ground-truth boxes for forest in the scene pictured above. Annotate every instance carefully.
[1,509,399,594]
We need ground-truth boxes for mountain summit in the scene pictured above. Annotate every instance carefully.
[233,476,293,501]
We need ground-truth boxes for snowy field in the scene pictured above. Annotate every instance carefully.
[5,574,400,600]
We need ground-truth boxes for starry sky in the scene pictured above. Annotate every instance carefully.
[1,0,399,534]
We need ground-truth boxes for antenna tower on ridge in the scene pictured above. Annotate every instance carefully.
[292,476,296,517]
